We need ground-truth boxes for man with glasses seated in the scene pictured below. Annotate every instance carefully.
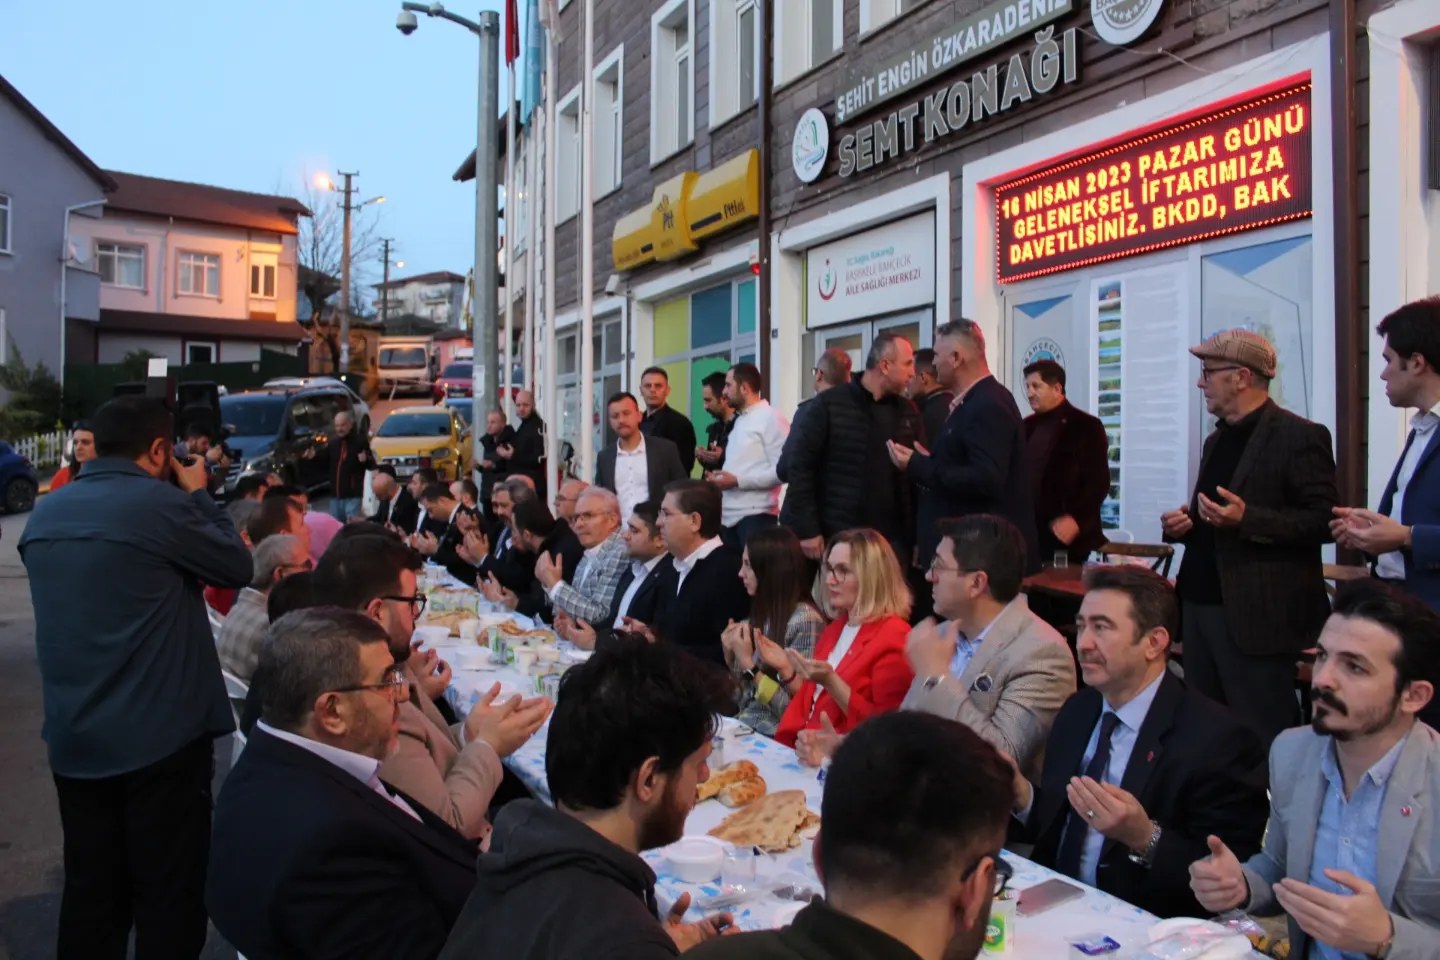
[215,533,311,682]
[690,711,1015,960]
[536,487,629,625]
[208,608,479,960]
[312,535,552,841]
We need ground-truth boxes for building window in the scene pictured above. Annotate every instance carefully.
[97,242,146,289]
[0,195,10,254]
[711,0,759,127]
[594,47,624,195]
[556,86,582,222]
[186,341,217,364]
[777,0,842,85]
[651,0,694,163]
[860,0,924,33]
[651,278,758,440]
[178,251,220,297]
[250,252,278,299]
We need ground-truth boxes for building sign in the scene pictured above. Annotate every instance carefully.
[806,213,936,329]
[793,109,830,183]
[1091,0,1165,46]
[838,28,1079,178]
[836,0,1074,123]
[994,82,1312,283]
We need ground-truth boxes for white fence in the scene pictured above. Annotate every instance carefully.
[15,429,66,469]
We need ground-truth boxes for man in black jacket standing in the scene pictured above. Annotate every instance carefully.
[438,637,733,960]
[1023,360,1110,564]
[497,390,547,500]
[890,320,1039,572]
[639,366,699,475]
[778,332,924,562]
[311,410,373,521]
[908,347,954,449]
[476,408,516,520]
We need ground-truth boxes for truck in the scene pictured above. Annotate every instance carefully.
[378,335,435,397]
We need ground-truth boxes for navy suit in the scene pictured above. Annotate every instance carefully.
[1378,427,1440,609]
[909,376,1040,570]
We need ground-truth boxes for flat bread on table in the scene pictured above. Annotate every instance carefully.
[696,760,760,802]
[421,610,474,635]
[718,774,767,808]
[708,790,811,852]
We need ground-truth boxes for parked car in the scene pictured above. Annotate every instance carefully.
[432,361,473,402]
[370,405,472,482]
[443,397,476,427]
[262,376,371,425]
[0,442,39,513]
[218,381,373,496]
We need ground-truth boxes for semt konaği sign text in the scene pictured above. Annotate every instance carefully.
[994,83,1312,283]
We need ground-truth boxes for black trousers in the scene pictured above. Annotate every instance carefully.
[52,737,215,960]
[1180,601,1300,749]
[722,512,779,552]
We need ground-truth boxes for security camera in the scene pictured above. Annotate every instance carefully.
[396,10,418,34]
[605,274,621,295]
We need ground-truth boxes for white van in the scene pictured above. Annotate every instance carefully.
[378,336,434,396]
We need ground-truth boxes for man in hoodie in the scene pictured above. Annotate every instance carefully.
[438,636,737,960]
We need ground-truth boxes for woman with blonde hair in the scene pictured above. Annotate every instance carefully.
[720,526,827,736]
[773,528,913,747]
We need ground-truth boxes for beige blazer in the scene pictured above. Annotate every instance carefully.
[379,664,503,843]
[901,595,1076,779]
[1242,724,1440,960]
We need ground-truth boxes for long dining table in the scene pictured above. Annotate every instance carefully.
[419,564,1185,954]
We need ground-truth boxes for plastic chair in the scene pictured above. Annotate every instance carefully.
[208,607,226,643]
[222,670,249,764]
[1098,542,1176,577]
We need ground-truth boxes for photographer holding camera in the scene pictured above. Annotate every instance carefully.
[19,394,253,959]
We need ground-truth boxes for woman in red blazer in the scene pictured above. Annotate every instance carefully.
[774,528,914,747]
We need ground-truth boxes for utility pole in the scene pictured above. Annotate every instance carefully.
[338,171,357,373]
[474,11,501,452]
[380,238,395,326]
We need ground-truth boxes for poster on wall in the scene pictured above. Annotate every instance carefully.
[1090,263,1190,544]
[805,213,936,329]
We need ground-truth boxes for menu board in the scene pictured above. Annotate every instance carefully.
[996,82,1313,283]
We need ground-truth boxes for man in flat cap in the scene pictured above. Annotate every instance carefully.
[1160,329,1337,748]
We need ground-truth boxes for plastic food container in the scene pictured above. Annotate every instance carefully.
[665,836,726,883]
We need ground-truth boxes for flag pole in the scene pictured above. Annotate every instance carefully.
[578,0,595,480]
[542,0,559,501]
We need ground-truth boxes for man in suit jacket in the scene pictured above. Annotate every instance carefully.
[497,390,547,500]
[639,365,699,474]
[1191,579,1440,958]
[1013,565,1269,920]
[595,392,688,523]
[890,320,1040,573]
[368,467,403,525]
[644,479,749,667]
[1162,329,1337,747]
[903,515,1075,780]
[387,468,436,537]
[208,608,479,959]
[1023,360,1111,564]
[1334,296,1440,612]
[537,487,630,624]
[413,482,480,583]
[555,499,676,650]
[484,498,585,620]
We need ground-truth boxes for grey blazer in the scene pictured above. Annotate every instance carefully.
[900,595,1076,780]
[594,434,689,505]
[1242,724,1440,960]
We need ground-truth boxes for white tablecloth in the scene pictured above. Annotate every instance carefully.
[420,567,1162,951]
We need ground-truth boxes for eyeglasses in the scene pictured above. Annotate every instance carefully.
[822,563,855,580]
[331,665,409,697]
[278,558,314,574]
[380,593,427,617]
[573,510,608,524]
[927,558,963,578]
[1200,365,1242,382]
[962,853,1013,899]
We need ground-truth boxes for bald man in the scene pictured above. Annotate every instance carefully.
[367,470,402,526]
[497,391,548,500]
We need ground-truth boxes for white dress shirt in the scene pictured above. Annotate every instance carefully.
[673,536,724,593]
[1378,403,1440,579]
[256,720,421,821]
[613,554,667,628]
[720,399,790,527]
[812,622,863,709]
[614,436,650,523]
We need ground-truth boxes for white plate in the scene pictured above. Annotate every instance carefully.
[665,836,725,884]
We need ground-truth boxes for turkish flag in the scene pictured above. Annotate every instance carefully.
[505,0,520,65]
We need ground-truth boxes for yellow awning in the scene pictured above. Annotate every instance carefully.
[651,171,698,261]
[612,205,655,271]
[687,149,760,241]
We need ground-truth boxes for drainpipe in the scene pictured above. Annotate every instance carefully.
[756,0,774,389]
[1330,0,1362,520]
[59,198,107,415]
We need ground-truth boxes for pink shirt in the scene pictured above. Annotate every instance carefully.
[304,511,344,562]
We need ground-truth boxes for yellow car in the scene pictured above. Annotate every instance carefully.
[370,405,472,482]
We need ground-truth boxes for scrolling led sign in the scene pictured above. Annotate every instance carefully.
[995,82,1312,283]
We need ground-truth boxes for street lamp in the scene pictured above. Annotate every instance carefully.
[395,1,500,464]
[317,172,385,373]
[378,238,405,326]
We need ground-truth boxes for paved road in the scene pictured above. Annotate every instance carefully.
[0,509,237,960]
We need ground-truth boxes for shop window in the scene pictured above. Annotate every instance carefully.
[651,279,759,452]
[691,285,733,347]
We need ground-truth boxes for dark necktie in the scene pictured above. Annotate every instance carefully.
[1054,711,1122,878]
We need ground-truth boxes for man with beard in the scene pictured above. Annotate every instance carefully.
[312,534,551,841]
[438,636,735,960]
[689,711,1012,960]
[208,609,478,960]
[1191,579,1440,958]
[1012,565,1268,919]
